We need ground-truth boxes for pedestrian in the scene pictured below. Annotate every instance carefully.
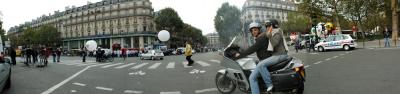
[82,47,87,62]
[9,47,17,65]
[25,47,32,65]
[56,48,61,62]
[96,47,101,62]
[121,48,127,61]
[52,48,57,62]
[384,30,391,47]
[32,48,38,64]
[185,41,194,66]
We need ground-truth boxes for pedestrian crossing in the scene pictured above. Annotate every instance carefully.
[57,59,222,70]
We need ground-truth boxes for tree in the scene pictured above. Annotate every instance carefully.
[0,19,6,44]
[154,8,185,48]
[214,2,242,46]
[10,25,61,47]
[281,12,311,33]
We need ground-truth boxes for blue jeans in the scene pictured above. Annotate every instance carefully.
[249,54,288,94]
[385,38,390,47]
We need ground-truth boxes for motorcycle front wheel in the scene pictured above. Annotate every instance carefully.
[215,73,236,94]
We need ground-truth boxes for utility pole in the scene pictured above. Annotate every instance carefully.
[392,0,398,47]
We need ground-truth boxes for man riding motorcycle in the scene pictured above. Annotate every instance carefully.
[234,21,273,94]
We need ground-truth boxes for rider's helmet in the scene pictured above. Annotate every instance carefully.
[265,19,279,28]
[248,22,261,32]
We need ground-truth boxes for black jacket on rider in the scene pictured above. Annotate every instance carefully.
[238,32,272,60]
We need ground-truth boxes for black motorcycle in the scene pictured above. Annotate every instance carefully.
[215,37,306,94]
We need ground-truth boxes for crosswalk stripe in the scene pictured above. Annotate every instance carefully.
[196,61,210,67]
[114,63,136,69]
[209,60,220,63]
[101,63,124,68]
[166,62,175,69]
[160,91,181,94]
[89,63,112,67]
[131,63,148,69]
[76,63,98,66]
[148,63,162,69]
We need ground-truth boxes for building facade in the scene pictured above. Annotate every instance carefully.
[241,0,298,30]
[205,32,221,49]
[8,0,157,50]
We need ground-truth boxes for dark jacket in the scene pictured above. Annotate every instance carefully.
[238,32,272,60]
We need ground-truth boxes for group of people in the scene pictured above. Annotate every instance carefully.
[20,47,62,66]
[234,19,289,93]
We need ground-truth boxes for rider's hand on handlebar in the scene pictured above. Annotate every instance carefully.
[235,53,240,58]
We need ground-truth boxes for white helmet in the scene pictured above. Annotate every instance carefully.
[249,22,261,31]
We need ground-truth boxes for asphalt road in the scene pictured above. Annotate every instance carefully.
[2,48,400,94]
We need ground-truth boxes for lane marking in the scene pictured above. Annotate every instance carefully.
[148,63,162,69]
[131,63,148,69]
[95,86,113,91]
[196,61,210,67]
[76,63,98,66]
[166,62,175,69]
[101,63,123,68]
[209,60,221,63]
[304,65,310,68]
[124,90,143,94]
[72,82,86,86]
[339,54,345,56]
[89,63,112,67]
[332,56,339,58]
[41,66,91,94]
[160,91,181,94]
[115,63,136,69]
[71,90,77,93]
[314,61,323,64]
[325,58,331,61]
[195,88,218,93]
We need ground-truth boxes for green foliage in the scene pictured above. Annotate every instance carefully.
[281,12,311,33]
[214,2,242,46]
[154,8,184,33]
[10,25,61,47]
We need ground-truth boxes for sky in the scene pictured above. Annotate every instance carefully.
[0,0,246,35]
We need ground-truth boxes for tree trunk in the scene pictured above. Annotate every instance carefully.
[392,0,398,47]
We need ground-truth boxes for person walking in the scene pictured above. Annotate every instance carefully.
[185,41,194,66]
[52,48,57,62]
[82,47,87,62]
[384,30,391,47]
[9,48,16,65]
[56,48,62,62]
[121,48,127,61]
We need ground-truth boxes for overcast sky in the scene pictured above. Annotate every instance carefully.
[0,0,245,35]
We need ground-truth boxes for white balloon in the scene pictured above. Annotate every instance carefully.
[158,30,170,41]
[85,40,97,51]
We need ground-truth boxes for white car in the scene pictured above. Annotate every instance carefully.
[140,50,164,60]
[0,58,11,92]
[315,34,357,52]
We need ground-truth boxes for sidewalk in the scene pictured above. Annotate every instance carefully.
[356,38,400,48]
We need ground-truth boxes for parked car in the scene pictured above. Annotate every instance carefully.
[314,34,357,52]
[0,58,11,93]
[140,50,164,60]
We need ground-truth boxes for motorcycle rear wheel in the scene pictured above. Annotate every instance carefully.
[215,73,236,94]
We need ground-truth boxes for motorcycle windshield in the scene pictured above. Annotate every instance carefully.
[221,33,255,70]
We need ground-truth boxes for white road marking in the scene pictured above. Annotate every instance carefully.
[148,63,162,69]
[76,63,98,66]
[182,62,192,68]
[209,60,221,63]
[196,61,210,67]
[131,63,148,69]
[101,63,124,68]
[160,91,181,94]
[310,53,318,55]
[166,62,175,69]
[89,63,112,67]
[332,56,339,58]
[314,61,323,64]
[340,54,345,56]
[72,82,86,86]
[195,88,218,93]
[41,66,91,94]
[115,63,136,69]
[345,52,350,54]
[124,90,143,94]
[325,58,331,61]
[71,90,77,93]
[95,86,113,91]
[304,65,310,68]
